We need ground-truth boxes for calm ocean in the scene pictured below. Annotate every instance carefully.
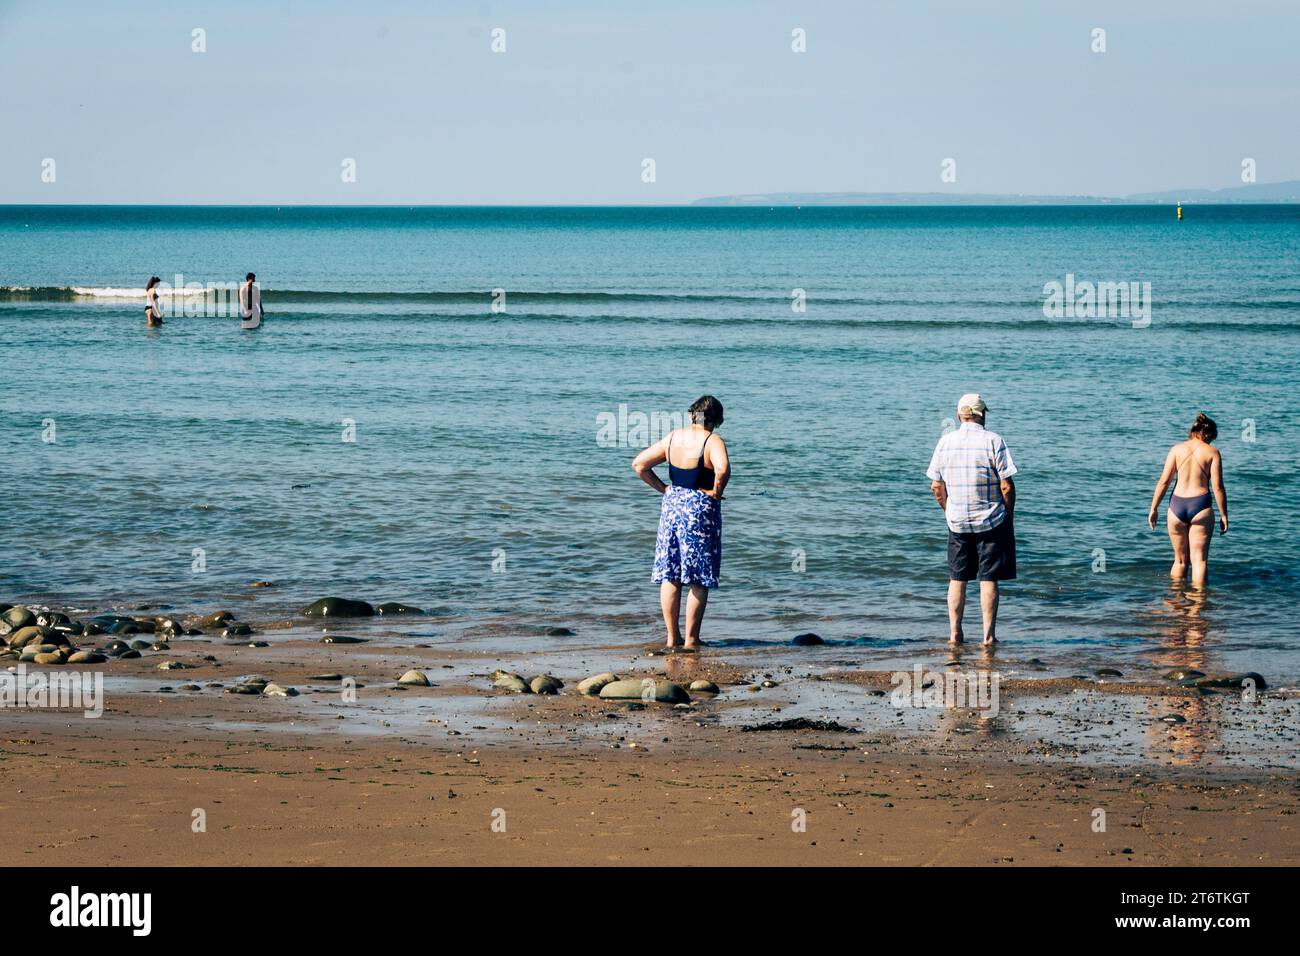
[2,205,1297,680]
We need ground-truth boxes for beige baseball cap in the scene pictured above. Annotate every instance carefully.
[957,392,988,414]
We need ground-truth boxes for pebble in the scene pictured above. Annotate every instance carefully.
[320,635,368,644]
[311,673,344,681]
[492,671,531,693]
[262,683,299,697]
[688,680,720,693]
[66,651,107,664]
[6,626,50,649]
[376,602,424,615]
[791,633,824,646]
[2,607,36,631]
[249,581,274,588]
[194,611,235,630]
[221,624,253,637]
[398,669,431,686]
[227,677,267,695]
[157,661,191,670]
[33,652,66,665]
[303,597,375,618]
[1163,668,1205,681]
[599,679,690,704]
[529,675,563,695]
[577,672,619,696]
[546,626,576,637]
[1096,668,1123,678]
[1196,672,1267,691]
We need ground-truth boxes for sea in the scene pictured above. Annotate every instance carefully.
[2,204,1297,682]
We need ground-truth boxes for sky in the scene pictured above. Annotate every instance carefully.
[2,0,1298,204]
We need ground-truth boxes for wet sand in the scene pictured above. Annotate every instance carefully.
[3,634,1298,866]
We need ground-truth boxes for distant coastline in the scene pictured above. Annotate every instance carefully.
[692,180,1300,206]
[5,180,1300,210]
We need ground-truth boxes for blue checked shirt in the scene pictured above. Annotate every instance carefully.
[926,422,1019,533]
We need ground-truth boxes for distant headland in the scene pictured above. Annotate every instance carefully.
[692,180,1300,206]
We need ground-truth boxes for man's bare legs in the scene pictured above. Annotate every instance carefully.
[1188,510,1213,588]
[1166,510,1190,582]
[979,580,999,645]
[947,580,966,644]
[684,584,709,648]
[660,581,682,647]
[950,579,1000,645]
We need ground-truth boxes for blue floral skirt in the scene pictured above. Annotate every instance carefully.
[652,486,722,588]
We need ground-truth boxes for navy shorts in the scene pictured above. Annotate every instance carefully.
[947,518,1016,582]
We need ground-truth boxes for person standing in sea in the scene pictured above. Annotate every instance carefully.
[926,393,1018,645]
[144,276,164,327]
[632,396,730,650]
[1146,412,1228,588]
[239,272,264,329]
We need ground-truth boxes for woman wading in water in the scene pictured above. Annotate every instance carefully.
[633,396,730,649]
[1148,412,1229,588]
[144,276,164,327]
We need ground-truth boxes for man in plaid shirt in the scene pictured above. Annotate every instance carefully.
[926,393,1018,645]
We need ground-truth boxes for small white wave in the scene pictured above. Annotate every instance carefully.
[72,286,219,298]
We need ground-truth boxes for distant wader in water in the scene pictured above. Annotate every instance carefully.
[144,276,164,327]
[240,273,263,329]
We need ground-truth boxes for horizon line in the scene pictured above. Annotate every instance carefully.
[3,199,1291,209]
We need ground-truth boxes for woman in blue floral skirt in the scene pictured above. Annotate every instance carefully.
[632,396,731,649]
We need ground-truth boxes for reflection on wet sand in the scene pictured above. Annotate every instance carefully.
[1143,585,1219,766]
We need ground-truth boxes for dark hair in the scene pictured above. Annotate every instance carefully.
[246,273,255,281]
[1189,412,1217,442]
[145,276,161,291]
[689,395,724,429]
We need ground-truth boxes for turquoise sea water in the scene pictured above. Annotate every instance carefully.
[1,205,1297,680]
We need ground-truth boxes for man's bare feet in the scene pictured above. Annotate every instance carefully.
[949,631,964,645]
[982,635,998,647]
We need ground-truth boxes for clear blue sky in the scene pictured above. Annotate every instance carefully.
[2,0,1297,203]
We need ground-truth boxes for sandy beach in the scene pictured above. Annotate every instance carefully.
[4,624,1296,867]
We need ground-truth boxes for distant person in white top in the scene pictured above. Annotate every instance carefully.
[239,273,263,329]
[926,393,1019,645]
[144,276,164,327]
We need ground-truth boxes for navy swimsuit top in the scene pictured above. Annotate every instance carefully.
[667,431,715,490]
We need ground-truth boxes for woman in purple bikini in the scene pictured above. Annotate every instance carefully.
[632,395,731,649]
[1147,412,1229,588]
